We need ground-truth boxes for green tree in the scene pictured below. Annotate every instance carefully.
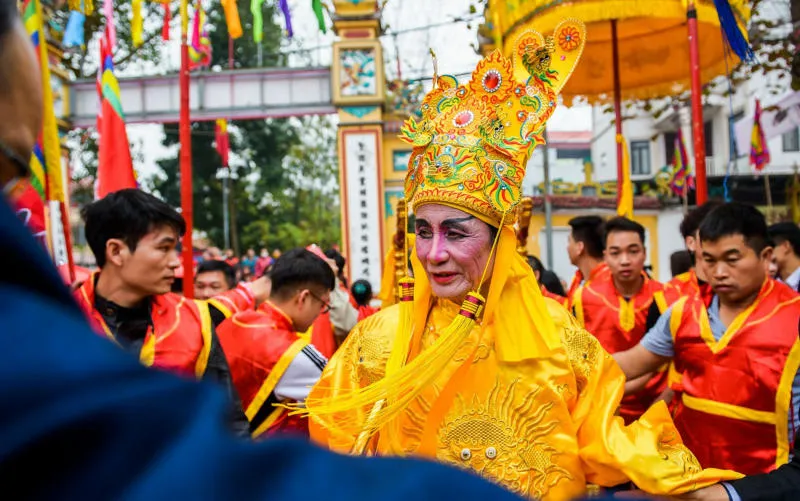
[238,116,341,251]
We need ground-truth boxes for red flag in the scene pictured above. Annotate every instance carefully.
[215,119,229,167]
[9,181,48,249]
[750,99,771,172]
[97,36,136,198]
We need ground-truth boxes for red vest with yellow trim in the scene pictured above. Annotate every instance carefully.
[662,269,713,404]
[573,272,668,423]
[216,302,310,438]
[567,262,610,308]
[74,275,213,379]
[671,279,800,474]
[664,269,713,306]
[207,283,257,317]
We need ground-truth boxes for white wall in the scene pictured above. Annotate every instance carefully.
[523,148,588,194]
[656,207,686,282]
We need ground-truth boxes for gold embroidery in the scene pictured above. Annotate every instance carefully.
[355,329,392,385]
[400,391,435,452]
[438,379,572,498]
[561,325,602,394]
[657,429,702,477]
[454,342,492,364]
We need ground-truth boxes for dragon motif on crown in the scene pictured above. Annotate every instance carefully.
[398,19,586,226]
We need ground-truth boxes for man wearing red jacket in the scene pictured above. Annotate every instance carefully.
[74,189,269,435]
[566,215,609,304]
[216,248,334,438]
[663,201,720,305]
[571,217,668,423]
[615,203,800,475]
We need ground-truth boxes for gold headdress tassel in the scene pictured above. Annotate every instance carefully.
[297,214,508,454]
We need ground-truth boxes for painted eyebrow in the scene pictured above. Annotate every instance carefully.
[441,216,475,226]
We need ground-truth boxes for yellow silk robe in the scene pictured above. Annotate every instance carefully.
[309,297,740,500]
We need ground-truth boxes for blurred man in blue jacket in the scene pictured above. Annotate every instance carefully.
[0,2,527,498]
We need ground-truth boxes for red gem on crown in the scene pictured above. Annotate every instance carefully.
[482,70,502,93]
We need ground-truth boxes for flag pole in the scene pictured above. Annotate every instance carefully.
[180,0,194,297]
[222,35,233,251]
[611,19,624,207]
[687,0,708,204]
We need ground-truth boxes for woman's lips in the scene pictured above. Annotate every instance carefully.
[431,272,457,285]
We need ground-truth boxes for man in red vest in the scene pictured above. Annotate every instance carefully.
[571,216,668,423]
[216,248,335,438]
[615,202,800,475]
[74,189,269,436]
[566,215,609,304]
[663,201,720,305]
[194,259,237,300]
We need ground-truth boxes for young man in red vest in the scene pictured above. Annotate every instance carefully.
[615,202,800,475]
[194,259,237,300]
[74,189,269,435]
[769,222,800,293]
[663,201,721,305]
[216,248,335,438]
[571,216,668,423]
[566,215,609,304]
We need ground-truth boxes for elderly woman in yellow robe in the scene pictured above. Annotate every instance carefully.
[300,20,740,501]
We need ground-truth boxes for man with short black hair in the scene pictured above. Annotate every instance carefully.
[571,216,668,423]
[566,215,608,301]
[615,202,800,475]
[195,259,237,300]
[74,189,269,436]
[216,248,335,437]
[664,201,722,304]
[768,222,800,292]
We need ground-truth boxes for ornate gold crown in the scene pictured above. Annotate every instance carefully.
[400,19,586,226]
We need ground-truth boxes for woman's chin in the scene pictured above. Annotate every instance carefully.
[430,282,469,302]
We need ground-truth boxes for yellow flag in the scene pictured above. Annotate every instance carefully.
[221,0,243,39]
[180,0,189,38]
[132,0,143,47]
[616,134,633,219]
[32,0,64,203]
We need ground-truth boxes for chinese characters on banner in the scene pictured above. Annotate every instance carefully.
[343,132,383,291]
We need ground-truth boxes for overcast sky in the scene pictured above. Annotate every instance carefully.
[116,0,591,181]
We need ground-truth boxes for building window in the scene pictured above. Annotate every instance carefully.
[630,140,651,175]
[783,127,800,152]
[555,148,591,160]
[664,131,676,166]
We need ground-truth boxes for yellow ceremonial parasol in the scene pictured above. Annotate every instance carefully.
[485,0,752,206]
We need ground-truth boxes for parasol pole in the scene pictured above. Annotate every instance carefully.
[687,0,708,204]
[543,127,554,270]
[611,19,624,206]
[180,0,194,297]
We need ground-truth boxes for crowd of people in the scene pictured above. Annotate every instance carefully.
[2,3,800,500]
